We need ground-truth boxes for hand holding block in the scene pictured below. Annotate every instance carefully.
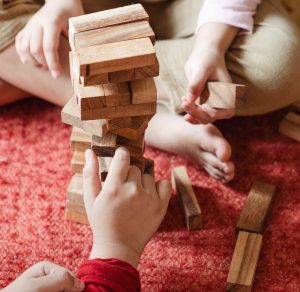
[130,78,157,104]
[278,112,300,142]
[227,231,263,291]
[171,166,202,230]
[61,96,108,137]
[69,4,149,35]
[236,181,276,234]
[75,37,156,76]
[200,82,246,109]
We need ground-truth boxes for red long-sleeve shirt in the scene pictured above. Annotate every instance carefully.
[78,258,141,291]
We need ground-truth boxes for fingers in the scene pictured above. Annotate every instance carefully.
[105,147,130,186]
[142,174,157,196]
[83,149,101,215]
[126,166,143,189]
[19,29,40,66]
[156,180,171,205]
[30,25,47,68]
[34,265,85,292]
[43,25,61,78]
[186,68,208,104]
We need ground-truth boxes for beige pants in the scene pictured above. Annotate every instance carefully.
[1,0,300,115]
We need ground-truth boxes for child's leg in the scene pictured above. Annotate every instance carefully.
[0,36,72,106]
[0,79,30,106]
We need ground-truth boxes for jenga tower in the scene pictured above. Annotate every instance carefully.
[61,4,158,224]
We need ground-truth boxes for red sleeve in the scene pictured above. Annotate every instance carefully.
[77,258,141,292]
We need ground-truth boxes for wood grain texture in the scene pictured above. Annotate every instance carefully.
[69,4,149,35]
[109,69,134,83]
[98,157,112,181]
[171,166,202,230]
[278,112,300,142]
[134,59,159,79]
[103,82,131,107]
[75,38,156,76]
[200,82,247,109]
[66,210,88,225]
[291,100,300,112]
[130,78,157,104]
[91,133,117,157]
[73,21,154,49]
[71,150,85,174]
[236,181,276,234]
[70,127,92,152]
[61,96,108,137]
[80,102,156,120]
[227,231,263,291]
[67,173,83,205]
[130,155,146,173]
[80,73,109,86]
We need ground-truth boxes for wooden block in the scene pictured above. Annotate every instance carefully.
[69,51,74,87]
[130,155,146,173]
[74,38,156,76]
[145,159,154,176]
[278,112,300,142]
[61,96,108,137]
[98,157,112,181]
[200,82,247,109]
[66,200,86,214]
[134,59,159,79]
[91,133,117,157]
[66,209,88,225]
[81,102,156,120]
[117,135,145,153]
[69,4,149,35]
[71,150,85,174]
[80,73,109,86]
[171,166,202,230]
[227,231,263,291]
[103,82,131,107]
[291,100,300,112]
[236,181,276,234]
[109,69,134,84]
[67,173,83,205]
[70,127,92,152]
[130,78,157,104]
[73,21,154,49]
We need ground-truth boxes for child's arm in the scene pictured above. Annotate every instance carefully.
[77,148,171,290]
[182,0,261,124]
[2,261,85,292]
[15,0,84,78]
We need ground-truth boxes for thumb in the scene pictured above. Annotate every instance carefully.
[34,268,84,292]
[83,149,101,216]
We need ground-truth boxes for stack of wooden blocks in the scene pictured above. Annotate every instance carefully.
[61,4,158,224]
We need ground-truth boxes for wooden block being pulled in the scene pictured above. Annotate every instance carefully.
[66,209,88,225]
[81,102,156,120]
[200,82,247,109]
[73,21,154,49]
[91,133,117,157]
[61,96,108,137]
[171,166,202,230]
[278,112,300,142]
[74,38,156,76]
[69,4,149,35]
[227,231,263,291]
[130,155,146,173]
[70,127,92,152]
[107,116,149,140]
[134,60,159,79]
[236,181,276,234]
[99,157,112,181]
[103,82,131,107]
[130,78,157,104]
[71,151,85,174]
[145,159,154,176]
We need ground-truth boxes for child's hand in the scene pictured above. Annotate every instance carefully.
[3,261,85,292]
[182,23,239,124]
[15,0,83,78]
[83,148,171,268]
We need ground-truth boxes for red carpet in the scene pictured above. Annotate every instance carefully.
[0,99,299,291]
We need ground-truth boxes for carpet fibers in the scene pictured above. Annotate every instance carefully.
[0,100,299,291]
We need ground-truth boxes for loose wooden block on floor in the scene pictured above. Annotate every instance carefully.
[69,4,149,35]
[227,231,263,291]
[171,166,202,230]
[200,82,246,109]
[236,181,276,234]
[74,37,156,76]
[81,102,156,120]
[72,21,154,49]
[130,78,157,104]
[70,127,92,152]
[278,112,300,142]
[71,150,85,174]
[61,96,108,137]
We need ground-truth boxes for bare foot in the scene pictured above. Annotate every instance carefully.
[145,104,234,183]
[0,79,30,106]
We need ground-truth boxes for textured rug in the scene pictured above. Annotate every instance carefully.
[0,99,299,291]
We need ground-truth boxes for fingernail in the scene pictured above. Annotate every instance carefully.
[74,278,85,289]
[51,69,60,79]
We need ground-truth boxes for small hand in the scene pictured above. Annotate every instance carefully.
[83,148,171,268]
[3,261,85,292]
[15,0,83,78]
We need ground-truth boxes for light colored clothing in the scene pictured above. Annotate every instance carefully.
[197,0,262,34]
